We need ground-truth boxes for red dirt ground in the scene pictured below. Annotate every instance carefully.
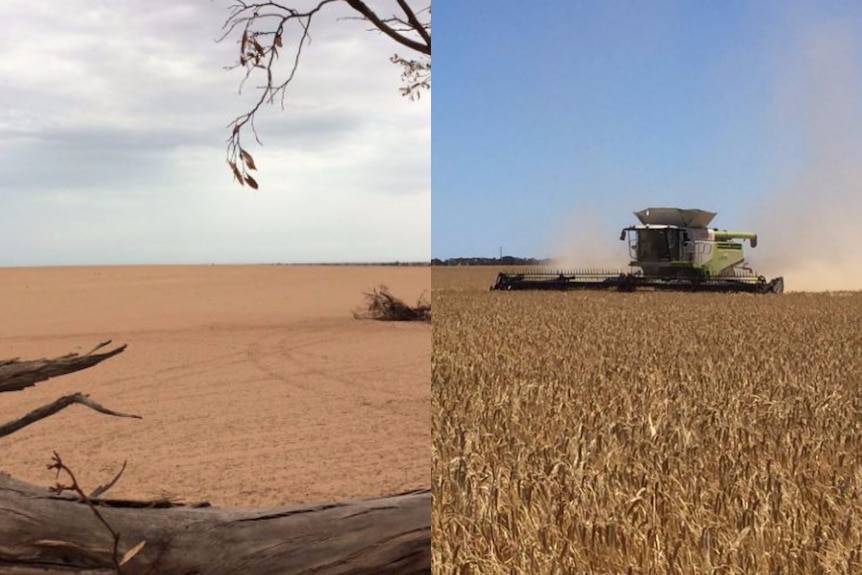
[0,265,430,507]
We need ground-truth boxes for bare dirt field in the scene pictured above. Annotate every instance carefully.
[0,264,430,507]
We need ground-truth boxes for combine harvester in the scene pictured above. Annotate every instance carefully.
[492,207,784,294]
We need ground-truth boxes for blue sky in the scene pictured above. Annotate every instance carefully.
[432,0,862,281]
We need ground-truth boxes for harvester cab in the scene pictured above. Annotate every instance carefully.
[620,208,759,281]
[491,207,784,293]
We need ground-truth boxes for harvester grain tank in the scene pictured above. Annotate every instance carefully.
[491,208,784,293]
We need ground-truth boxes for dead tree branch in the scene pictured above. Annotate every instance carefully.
[0,340,127,394]
[90,460,128,499]
[0,392,141,439]
[48,453,143,573]
[0,342,135,439]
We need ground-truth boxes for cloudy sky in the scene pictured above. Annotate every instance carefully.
[0,0,430,266]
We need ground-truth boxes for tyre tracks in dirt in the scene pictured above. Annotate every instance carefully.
[1,319,429,507]
[0,264,430,507]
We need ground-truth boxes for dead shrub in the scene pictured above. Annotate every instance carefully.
[353,285,431,322]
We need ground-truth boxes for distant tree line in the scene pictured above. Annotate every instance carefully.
[432,256,553,266]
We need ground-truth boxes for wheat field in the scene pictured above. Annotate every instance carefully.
[432,267,862,574]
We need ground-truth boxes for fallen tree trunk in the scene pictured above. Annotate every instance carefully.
[0,473,430,574]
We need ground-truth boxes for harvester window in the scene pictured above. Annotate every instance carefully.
[637,230,671,262]
[636,228,685,262]
[667,233,679,258]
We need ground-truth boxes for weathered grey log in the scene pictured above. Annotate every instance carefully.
[0,340,127,394]
[0,473,430,574]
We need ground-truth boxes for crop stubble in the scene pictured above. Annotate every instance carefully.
[432,267,862,574]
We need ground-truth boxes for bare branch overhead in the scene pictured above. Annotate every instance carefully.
[220,0,430,188]
[344,0,430,54]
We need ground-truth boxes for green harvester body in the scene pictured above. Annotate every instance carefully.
[492,208,784,293]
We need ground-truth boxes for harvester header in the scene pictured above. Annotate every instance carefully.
[492,207,784,293]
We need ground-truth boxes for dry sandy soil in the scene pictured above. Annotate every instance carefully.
[0,265,430,507]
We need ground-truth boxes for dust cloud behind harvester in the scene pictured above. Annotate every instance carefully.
[745,15,862,292]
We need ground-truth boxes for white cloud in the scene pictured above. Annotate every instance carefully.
[0,0,430,265]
